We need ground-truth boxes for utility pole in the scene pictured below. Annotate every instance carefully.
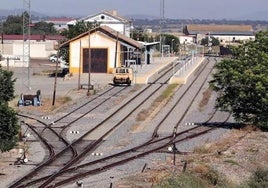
[22,0,31,90]
[1,21,3,55]
[87,30,91,96]
[160,0,165,57]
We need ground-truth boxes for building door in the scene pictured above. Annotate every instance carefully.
[83,48,108,73]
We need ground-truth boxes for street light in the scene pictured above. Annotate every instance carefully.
[168,143,178,165]
[171,39,175,55]
[168,127,178,165]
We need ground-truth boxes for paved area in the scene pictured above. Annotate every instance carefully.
[10,57,179,99]
[7,55,205,104]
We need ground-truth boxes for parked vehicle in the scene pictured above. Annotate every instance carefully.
[113,67,133,86]
[49,54,58,62]
[49,54,69,68]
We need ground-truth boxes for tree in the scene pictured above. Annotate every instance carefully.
[59,20,98,63]
[162,34,180,53]
[61,20,97,40]
[3,15,23,35]
[0,66,19,152]
[131,27,149,42]
[0,104,19,152]
[31,21,57,35]
[201,36,220,46]
[3,13,58,35]
[209,31,268,130]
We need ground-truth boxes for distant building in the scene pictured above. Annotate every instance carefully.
[45,18,74,31]
[67,10,132,37]
[184,24,255,44]
[0,34,65,59]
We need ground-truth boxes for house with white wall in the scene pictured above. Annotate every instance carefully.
[0,34,64,60]
[46,18,74,31]
[67,10,132,37]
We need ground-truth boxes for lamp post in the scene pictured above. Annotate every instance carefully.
[171,39,175,55]
[168,143,178,165]
[87,30,91,96]
[168,128,178,165]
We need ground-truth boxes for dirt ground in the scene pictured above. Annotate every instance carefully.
[114,127,268,187]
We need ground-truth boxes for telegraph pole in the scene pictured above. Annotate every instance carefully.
[160,0,165,57]
[87,30,91,96]
[22,0,31,90]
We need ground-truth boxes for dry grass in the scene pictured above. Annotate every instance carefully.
[13,96,72,114]
[116,127,268,187]
[199,87,212,111]
[136,84,179,122]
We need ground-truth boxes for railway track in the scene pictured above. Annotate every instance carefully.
[9,58,183,188]
[9,57,233,187]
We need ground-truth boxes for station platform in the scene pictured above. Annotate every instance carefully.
[132,56,178,84]
[132,56,205,84]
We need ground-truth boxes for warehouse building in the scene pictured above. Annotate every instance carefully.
[184,24,255,44]
[60,25,143,74]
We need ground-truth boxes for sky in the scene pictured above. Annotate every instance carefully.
[1,0,268,20]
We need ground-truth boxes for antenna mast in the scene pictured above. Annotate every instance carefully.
[22,0,31,90]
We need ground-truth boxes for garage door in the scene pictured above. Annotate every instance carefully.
[83,48,108,73]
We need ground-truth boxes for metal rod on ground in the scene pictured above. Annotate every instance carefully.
[173,147,176,165]
[182,160,187,172]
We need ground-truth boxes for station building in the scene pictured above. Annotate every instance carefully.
[60,25,143,74]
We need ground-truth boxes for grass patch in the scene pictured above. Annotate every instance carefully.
[193,143,213,154]
[154,173,208,188]
[199,87,212,111]
[155,84,178,103]
[224,159,240,166]
[136,109,150,121]
[136,84,179,122]
[239,167,268,188]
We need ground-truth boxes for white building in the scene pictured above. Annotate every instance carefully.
[67,10,132,37]
[45,18,74,31]
[184,24,255,44]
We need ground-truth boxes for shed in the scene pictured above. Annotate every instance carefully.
[60,25,143,74]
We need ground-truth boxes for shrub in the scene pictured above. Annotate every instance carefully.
[155,173,207,188]
[243,168,268,188]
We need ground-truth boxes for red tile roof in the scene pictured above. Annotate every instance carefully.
[186,24,254,35]
[1,34,65,41]
[60,25,142,49]
[47,18,74,22]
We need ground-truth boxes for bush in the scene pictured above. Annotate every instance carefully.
[155,173,208,188]
[243,168,268,188]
